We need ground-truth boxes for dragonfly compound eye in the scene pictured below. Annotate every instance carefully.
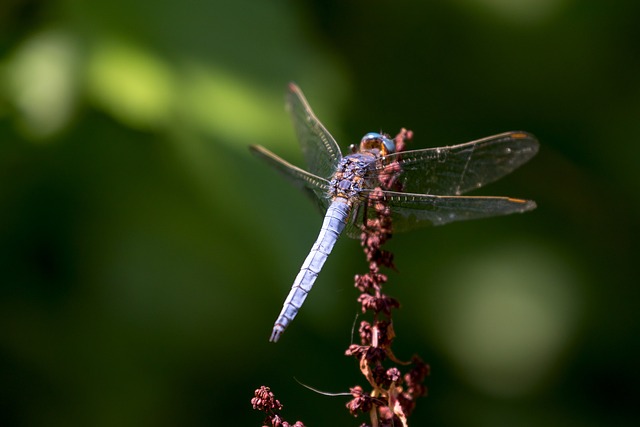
[360,132,396,155]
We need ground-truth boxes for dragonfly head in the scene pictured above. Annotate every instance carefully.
[359,132,396,156]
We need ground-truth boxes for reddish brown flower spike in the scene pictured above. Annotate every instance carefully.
[359,321,372,344]
[251,386,305,427]
[346,386,375,415]
[345,129,427,427]
[345,344,368,358]
[386,367,401,383]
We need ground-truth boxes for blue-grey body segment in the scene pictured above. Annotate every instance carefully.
[270,199,351,342]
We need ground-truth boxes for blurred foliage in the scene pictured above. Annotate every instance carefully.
[1,0,639,426]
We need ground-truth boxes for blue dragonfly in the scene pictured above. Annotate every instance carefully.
[250,83,538,342]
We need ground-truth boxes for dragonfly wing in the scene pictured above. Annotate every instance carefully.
[373,131,539,196]
[358,190,536,233]
[250,145,331,214]
[286,83,343,179]
[343,203,365,238]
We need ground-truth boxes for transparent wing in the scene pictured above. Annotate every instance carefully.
[370,131,539,196]
[349,190,536,235]
[250,145,331,214]
[286,82,343,179]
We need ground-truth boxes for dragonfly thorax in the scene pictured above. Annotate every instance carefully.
[329,155,375,203]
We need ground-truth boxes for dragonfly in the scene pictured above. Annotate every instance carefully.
[250,83,539,342]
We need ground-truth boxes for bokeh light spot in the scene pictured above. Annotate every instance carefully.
[2,29,80,139]
[425,239,584,397]
[178,63,287,145]
[87,39,174,129]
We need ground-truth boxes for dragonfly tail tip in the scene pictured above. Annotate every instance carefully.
[269,325,285,342]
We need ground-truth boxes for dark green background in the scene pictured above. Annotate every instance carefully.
[1,0,638,426]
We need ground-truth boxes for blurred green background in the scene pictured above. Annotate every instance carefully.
[1,0,639,426]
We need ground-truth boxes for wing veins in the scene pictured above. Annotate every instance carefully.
[286,83,342,178]
[250,144,330,214]
[372,131,539,196]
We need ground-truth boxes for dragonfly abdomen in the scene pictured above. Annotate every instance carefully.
[270,199,350,342]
